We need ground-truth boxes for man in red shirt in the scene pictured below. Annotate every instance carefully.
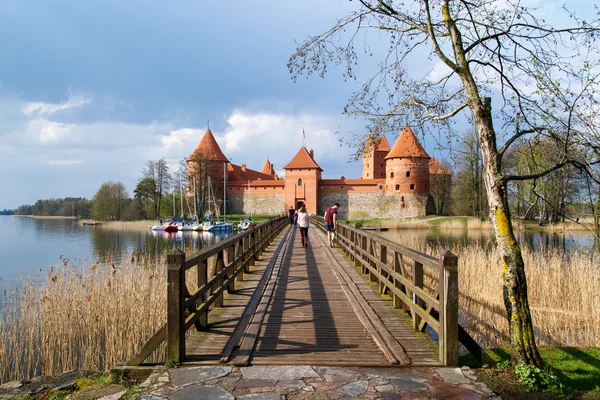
[324,203,340,247]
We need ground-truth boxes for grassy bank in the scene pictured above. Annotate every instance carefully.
[464,347,600,399]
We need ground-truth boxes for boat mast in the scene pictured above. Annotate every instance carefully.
[179,172,184,218]
[193,176,197,218]
[223,163,227,222]
[172,182,176,217]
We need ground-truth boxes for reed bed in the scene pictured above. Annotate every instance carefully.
[80,220,155,230]
[395,238,600,350]
[438,218,493,230]
[0,253,167,384]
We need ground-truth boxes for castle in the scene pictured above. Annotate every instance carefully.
[187,126,450,220]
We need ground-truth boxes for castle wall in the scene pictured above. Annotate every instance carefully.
[318,191,427,220]
[229,193,285,216]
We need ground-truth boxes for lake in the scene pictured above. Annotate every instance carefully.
[1,216,596,291]
[0,216,234,290]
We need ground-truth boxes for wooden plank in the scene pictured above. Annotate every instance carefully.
[219,226,292,363]
[124,325,166,366]
[229,226,292,366]
[318,233,411,365]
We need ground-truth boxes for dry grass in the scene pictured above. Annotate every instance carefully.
[401,240,600,350]
[438,218,494,230]
[0,253,167,383]
[79,220,155,230]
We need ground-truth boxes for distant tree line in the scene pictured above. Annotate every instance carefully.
[15,198,92,218]
[0,209,15,215]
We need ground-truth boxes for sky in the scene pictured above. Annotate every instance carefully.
[0,0,592,209]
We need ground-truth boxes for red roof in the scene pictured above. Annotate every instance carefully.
[260,159,276,176]
[364,135,391,153]
[188,128,229,162]
[320,179,384,185]
[227,163,276,182]
[229,180,285,187]
[283,147,323,170]
[377,136,391,151]
[429,157,452,175]
[385,126,430,159]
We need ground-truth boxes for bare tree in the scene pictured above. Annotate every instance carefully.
[289,0,600,367]
[143,159,171,218]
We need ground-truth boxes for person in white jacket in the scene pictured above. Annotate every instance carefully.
[296,205,310,248]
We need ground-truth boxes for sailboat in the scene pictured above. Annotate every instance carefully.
[203,166,233,232]
[180,176,202,231]
[163,185,179,232]
[237,180,255,230]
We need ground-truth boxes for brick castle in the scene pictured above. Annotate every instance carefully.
[187,126,450,220]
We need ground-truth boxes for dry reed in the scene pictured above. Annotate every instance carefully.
[398,239,600,350]
[80,220,155,230]
[0,253,167,383]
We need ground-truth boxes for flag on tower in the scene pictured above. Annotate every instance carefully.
[302,128,306,139]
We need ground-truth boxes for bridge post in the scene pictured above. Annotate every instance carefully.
[393,251,402,309]
[197,260,208,328]
[225,244,235,293]
[412,261,424,330]
[439,250,459,366]
[166,250,185,365]
[379,244,387,294]
[250,230,257,266]
[215,253,224,308]
[234,241,244,282]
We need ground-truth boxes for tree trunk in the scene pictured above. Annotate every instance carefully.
[475,98,544,368]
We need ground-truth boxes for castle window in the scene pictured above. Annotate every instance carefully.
[380,164,383,167]
[425,184,428,190]
[298,178,303,186]
[395,184,400,190]
[379,185,382,190]
[410,184,415,190]
[367,173,369,177]
[390,172,395,178]
[406,171,411,178]
[367,163,369,167]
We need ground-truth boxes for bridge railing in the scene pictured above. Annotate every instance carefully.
[125,216,289,366]
[314,217,459,366]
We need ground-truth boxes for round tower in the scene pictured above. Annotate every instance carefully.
[385,126,430,195]
[187,128,229,215]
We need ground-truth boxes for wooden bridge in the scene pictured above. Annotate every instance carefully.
[123,216,480,373]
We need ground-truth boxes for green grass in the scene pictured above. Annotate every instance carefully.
[226,213,278,224]
[461,347,600,396]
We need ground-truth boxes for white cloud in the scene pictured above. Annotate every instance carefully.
[161,128,203,151]
[214,110,357,179]
[21,93,92,117]
[24,119,74,143]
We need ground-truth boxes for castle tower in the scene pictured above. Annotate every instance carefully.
[385,126,430,195]
[260,158,278,179]
[361,136,390,179]
[187,128,229,215]
[283,147,322,213]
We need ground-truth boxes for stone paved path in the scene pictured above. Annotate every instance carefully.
[135,365,501,399]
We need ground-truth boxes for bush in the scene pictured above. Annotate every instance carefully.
[514,362,570,398]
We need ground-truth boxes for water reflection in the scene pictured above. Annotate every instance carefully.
[0,216,238,289]
[375,227,596,254]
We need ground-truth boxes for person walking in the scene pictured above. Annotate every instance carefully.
[288,205,295,226]
[296,205,310,248]
[324,202,339,247]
